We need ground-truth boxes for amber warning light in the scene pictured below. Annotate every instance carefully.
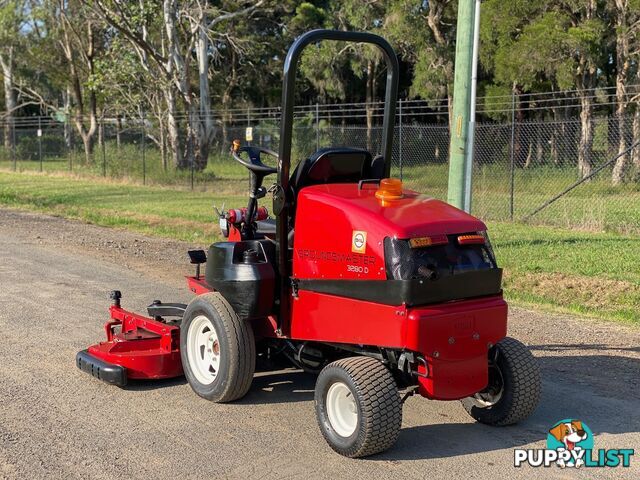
[409,235,449,248]
[457,234,485,245]
[375,178,403,204]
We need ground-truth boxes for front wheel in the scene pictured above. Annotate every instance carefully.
[180,293,255,402]
[315,356,402,458]
[461,337,541,425]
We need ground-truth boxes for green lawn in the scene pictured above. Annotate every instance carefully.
[0,170,637,324]
[3,151,638,235]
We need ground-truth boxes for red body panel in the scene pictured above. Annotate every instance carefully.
[87,305,182,380]
[291,291,507,400]
[293,183,486,280]
[186,276,212,295]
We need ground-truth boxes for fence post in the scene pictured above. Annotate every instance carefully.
[102,119,106,177]
[316,103,320,150]
[38,117,43,172]
[509,90,516,221]
[399,99,403,179]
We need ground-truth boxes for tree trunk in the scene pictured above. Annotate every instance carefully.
[551,107,560,166]
[98,117,104,148]
[163,0,188,169]
[611,0,631,185]
[115,115,122,149]
[0,47,17,149]
[62,18,97,164]
[164,87,183,168]
[524,141,533,169]
[578,93,594,178]
[536,126,544,165]
[194,16,214,171]
[365,60,375,152]
[221,48,238,151]
[513,84,525,167]
[632,107,640,179]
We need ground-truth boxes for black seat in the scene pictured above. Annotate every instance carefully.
[258,148,385,242]
[289,147,381,194]
[255,218,276,236]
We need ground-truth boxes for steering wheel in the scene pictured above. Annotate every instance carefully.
[231,144,278,175]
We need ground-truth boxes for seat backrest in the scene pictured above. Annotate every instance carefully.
[290,147,375,194]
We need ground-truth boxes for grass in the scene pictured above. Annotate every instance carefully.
[0,170,638,324]
[2,143,638,235]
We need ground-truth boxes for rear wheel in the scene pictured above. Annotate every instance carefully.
[315,356,402,458]
[461,337,541,425]
[180,293,255,402]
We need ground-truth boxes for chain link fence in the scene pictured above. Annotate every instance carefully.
[1,112,639,234]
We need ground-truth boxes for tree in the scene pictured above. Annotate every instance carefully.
[482,0,608,178]
[56,1,104,163]
[0,0,26,149]
[384,0,456,123]
[609,0,640,184]
[89,0,268,171]
[297,0,387,150]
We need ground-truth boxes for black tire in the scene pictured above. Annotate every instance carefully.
[180,292,255,402]
[461,337,541,426]
[315,356,402,458]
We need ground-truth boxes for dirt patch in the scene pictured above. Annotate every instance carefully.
[0,207,203,287]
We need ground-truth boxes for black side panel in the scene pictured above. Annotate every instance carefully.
[205,240,276,319]
[296,269,503,307]
[76,349,127,386]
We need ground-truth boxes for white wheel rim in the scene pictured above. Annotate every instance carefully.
[326,382,358,437]
[186,315,221,385]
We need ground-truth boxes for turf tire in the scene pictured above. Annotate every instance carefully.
[180,292,255,402]
[461,337,541,426]
[315,356,402,458]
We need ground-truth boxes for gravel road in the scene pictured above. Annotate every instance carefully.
[0,208,638,479]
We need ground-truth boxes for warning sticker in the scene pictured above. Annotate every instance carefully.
[352,230,367,254]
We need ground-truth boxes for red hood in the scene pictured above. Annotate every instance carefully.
[298,183,486,238]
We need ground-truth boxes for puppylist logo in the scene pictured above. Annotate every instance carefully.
[514,419,634,468]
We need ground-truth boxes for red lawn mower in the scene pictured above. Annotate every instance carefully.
[77,30,541,458]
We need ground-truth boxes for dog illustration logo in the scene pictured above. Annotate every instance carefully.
[547,419,593,468]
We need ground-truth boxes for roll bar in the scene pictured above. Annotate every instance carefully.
[274,30,399,299]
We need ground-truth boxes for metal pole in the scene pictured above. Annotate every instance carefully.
[463,0,481,213]
[141,113,146,185]
[38,117,43,172]
[509,90,516,221]
[102,119,106,177]
[190,130,195,190]
[315,103,320,150]
[399,99,403,179]
[447,0,476,209]
[11,123,16,171]
[247,107,251,147]
[69,127,73,172]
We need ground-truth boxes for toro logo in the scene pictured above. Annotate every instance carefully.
[514,419,634,468]
[351,230,367,254]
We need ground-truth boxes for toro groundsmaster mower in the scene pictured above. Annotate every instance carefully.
[77,30,541,458]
